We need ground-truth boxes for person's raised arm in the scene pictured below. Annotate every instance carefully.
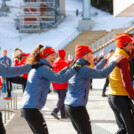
[80,55,124,79]
[38,62,83,83]
[0,62,43,77]
[0,63,31,77]
[95,59,107,70]
[95,52,113,70]
[38,66,76,83]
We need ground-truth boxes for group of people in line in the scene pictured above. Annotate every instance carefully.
[0,32,134,134]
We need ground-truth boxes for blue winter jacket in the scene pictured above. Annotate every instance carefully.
[64,58,117,107]
[0,57,12,66]
[21,58,76,110]
[0,63,31,77]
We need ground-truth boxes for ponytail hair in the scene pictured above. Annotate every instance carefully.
[26,44,44,64]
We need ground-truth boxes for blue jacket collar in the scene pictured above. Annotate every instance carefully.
[76,58,90,66]
[40,58,52,68]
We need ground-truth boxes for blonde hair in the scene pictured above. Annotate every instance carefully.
[12,48,22,58]
[26,44,44,64]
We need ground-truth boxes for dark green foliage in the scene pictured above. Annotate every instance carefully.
[91,0,113,14]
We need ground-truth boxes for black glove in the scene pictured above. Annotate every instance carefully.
[31,62,43,69]
[71,62,84,72]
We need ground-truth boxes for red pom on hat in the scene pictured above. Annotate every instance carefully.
[39,46,56,59]
[75,45,92,60]
[115,33,133,48]
[58,49,66,59]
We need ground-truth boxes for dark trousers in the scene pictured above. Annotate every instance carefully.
[0,112,6,134]
[53,89,67,118]
[21,108,49,134]
[90,79,92,90]
[108,95,134,134]
[102,77,109,95]
[65,105,92,134]
[6,76,27,97]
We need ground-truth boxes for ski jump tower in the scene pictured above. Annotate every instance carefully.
[79,0,94,31]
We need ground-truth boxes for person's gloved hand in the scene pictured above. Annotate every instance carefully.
[71,62,84,72]
[31,62,43,69]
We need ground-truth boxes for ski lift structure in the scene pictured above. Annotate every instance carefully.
[19,0,58,33]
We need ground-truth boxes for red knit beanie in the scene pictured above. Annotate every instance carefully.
[75,45,92,60]
[39,46,56,59]
[115,33,133,48]
[58,50,66,59]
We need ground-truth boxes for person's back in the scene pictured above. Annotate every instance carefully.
[53,58,68,72]
[108,48,130,96]
[65,57,113,106]
[52,50,69,90]
[22,62,51,110]
[65,59,90,106]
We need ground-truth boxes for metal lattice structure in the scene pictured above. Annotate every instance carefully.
[19,0,55,33]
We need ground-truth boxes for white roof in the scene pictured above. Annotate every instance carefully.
[114,0,134,17]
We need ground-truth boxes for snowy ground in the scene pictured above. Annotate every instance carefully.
[0,0,134,58]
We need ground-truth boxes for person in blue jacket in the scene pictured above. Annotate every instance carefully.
[64,45,124,134]
[0,49,12,96]
[0,61,43,134]
[21,44,83,134]
[0,49,12,66]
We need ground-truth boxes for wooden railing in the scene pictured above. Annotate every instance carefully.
[92,25,134,54]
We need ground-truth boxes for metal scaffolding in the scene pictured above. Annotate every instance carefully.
[19,0,55,33]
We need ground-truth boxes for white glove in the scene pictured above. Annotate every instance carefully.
[68,54,73,62]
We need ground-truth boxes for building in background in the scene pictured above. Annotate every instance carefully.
[19,0,65,33]
[113,0,134,17]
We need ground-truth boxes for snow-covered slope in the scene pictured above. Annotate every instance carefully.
[0,0,82,57]
[0,0,134,58]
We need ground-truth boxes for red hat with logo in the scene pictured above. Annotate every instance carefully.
[75,45,92,60]
[39,46,56,59]
[115,33,133,48]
